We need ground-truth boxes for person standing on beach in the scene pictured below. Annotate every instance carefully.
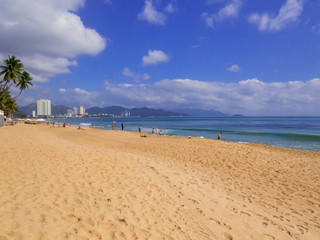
[218,132,222,140]
[112,122,115,130]
[139,125,141,132]
[121,122,124,131]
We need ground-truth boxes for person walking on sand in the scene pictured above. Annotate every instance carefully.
[121,122,124,131]
[218,132,222,140]
[139,125,141,132]
[112,122,115,130]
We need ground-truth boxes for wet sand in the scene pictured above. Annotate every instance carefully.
[0,123,319,239]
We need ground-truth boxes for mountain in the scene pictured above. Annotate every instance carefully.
[18,103,72,116]
[86,106,127,115]
[170,108,229,117]
[19,104,227,117]
[130,107,181,117]
[18,103,37,116]
[51,105,72,115]
[86,106,183,117]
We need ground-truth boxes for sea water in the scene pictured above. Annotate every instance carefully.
[55,117,320,152]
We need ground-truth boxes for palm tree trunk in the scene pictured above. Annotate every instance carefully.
[14,90,23,100]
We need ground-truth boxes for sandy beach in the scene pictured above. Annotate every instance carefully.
[0,123,319,240]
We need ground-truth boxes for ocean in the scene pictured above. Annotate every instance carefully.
[55,117,320,152]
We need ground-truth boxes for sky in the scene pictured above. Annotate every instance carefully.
[0,0,320,116]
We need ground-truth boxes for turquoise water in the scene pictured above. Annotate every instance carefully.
[55,117,320,152]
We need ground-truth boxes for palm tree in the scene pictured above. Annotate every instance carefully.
[15,71,33,99]
[0,55,31,118]
[0,55,24,87]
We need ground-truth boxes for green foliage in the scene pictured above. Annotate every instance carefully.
[16,71,33,99]
[0,55,24,86]
[0,90,18,116]
[0,55,32,117]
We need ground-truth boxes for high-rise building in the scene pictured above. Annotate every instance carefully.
[79,105,85,115]
[37,99,51,116]
[73,107,78,115]
[32,111,36,118]
[66,109,74,117]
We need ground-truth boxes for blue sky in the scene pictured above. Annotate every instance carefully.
[1,0,320,116]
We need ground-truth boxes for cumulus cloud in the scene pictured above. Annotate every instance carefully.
[0,0,106,82]
[202,0,242,28]
[18,75,320,116]
[227,64,241,72]
[122,67,151,82]
[248,0,305,31]
[138,0,167,25]
[53,87,103,107]
[100,78,320,116]
[142,50,169,66]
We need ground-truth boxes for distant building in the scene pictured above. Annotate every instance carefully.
[124,110,130,117]
[73,107,78,115]
[32,111,36,118]
[37,99,51,116]
[79,105,85,115]
[66,109,73,117]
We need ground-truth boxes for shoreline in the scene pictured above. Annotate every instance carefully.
[70,123,320,154]
[50,116,320,153]
[1,123,320,239]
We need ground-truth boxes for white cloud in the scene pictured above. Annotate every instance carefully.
[0,0,106,82]
[138,0,167,25]
[227,64,241,72]
[54,87,102,107]
[142,50,169,66]
[312,24,320,33]
[202,0,242,28]
[248,0,304,31]
[165,3,176,13]
[122,67,150,82]
[218,0,242,20]
[19,78,320,116]
[201,13,215,28]
[100,78,320,116]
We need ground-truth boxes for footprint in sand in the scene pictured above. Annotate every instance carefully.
[209,218,232,230]
[188,198,199,204]
[222,232,233,240]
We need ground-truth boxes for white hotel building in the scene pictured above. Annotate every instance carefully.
[79,105,85,115]
[37,99,51,116]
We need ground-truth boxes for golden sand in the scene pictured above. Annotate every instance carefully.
[0,123,319,240]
